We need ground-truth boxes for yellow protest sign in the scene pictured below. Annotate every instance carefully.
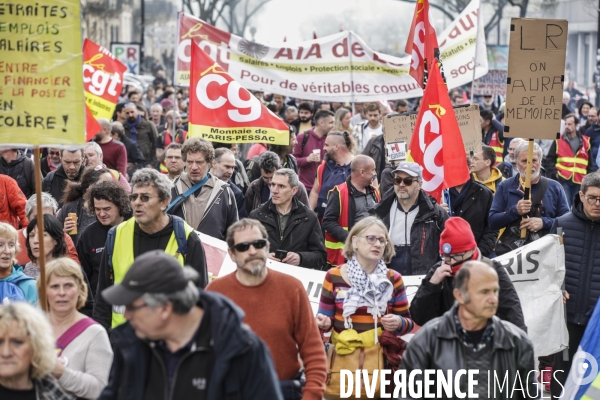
[0,0,85,146]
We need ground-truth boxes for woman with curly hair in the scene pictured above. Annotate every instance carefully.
[76,180,132,300]
[0,302,72,399]
[57,166,114,245]
[23,215,67,279]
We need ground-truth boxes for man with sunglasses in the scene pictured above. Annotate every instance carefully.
[42,148,85,207]
[40,147,61,177]
[410,216,525,331]
[549,172,600,397]
[207,219,327,400]
[371,162,448,275]
[93,168,208,331]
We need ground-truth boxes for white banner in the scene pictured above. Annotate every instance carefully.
[495,234,568,357]
[176,0,487,100]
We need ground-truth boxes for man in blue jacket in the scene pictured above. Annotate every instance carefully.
[99,250,283,400]
[550,172,600,398]
[489,141,569,255]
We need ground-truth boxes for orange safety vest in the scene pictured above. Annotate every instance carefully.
[324,183,381,267]
[556,134,590,184]
[489,131,504,166]
[159,130,187,174]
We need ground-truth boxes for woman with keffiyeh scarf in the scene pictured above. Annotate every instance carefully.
[316,216,413,372]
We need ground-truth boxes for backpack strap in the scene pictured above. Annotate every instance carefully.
[530,177,549,217]
[172,216,189,259]
[106,226,117,273]
[301,131,310,152]
[24,158,32,191]
[56,317,97,355]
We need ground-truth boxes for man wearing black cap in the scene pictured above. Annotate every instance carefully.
[98,250,283,400]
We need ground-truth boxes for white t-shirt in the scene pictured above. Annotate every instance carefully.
[362,124,383,149]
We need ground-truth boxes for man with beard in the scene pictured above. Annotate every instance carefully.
[93,118,128,176]
[42,148,85,207]
[212,148,247,218]
[490,141,569,255]
[93,168,208,330]
[309,131,354,221]
[40,148,62,178]
[546,113,592,205]
[157,110,187,174]
[123,102,158,166]
[290,102,314,134]
[246,128,299,183]
[497,138,526,179]
[207,219,326,400]
[370,162,448,275]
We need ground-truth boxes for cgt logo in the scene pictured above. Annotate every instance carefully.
[195,63,261,123]
[178,24,230,70]
[83,54,122,98]
[417,104,445,192]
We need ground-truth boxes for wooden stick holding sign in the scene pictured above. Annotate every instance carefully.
[33,147,47,311]
[520,140,534,238]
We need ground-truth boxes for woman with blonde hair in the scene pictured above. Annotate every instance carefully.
[316,216,413,391]
[0,302,71,399]
[38,257,112,399]
[334,107,353,133]
[0,222,37,304]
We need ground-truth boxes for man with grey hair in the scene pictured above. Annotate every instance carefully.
[94,117,128,176]
[498,138,526,179]
[99,250,283,400]
[42,148,85,207]
[211,147,247,218]
[245,151,309,215]
[94,168,207,331]
[168,138,238,241]
[83,142,131,192]
[248,168,326,269]
[401,261,535,399]
[490,141,569,255]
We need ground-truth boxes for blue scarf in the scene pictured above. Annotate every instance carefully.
[125,115,142,142]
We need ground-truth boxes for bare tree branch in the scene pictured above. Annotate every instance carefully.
[393,0,456,21]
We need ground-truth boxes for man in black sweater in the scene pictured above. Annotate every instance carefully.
[93,168,208,331]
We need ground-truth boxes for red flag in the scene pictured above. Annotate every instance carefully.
[404,0,439,88]
[85,104,102,141]
[188,41,290,145]
[408,62,470,202]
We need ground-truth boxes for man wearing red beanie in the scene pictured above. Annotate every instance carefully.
[410,216,527,331]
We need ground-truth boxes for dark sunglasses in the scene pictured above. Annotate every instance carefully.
[129,193,157,202]
[49,151,60,156]
[393,177,417,186]
[232,239,267,252]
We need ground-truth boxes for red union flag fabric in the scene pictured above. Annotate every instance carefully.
[408,61,470,201]
[189,41,290,145]
[85,104,102,141]
[82,39,126,121]
[405,0,439,88]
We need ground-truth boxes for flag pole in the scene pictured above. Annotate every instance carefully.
[33,147,47,311]
[520,139,534,238]
[470,1,482,104]
[348,31,356,112]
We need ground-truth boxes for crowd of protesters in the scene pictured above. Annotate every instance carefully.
[1,69,600,399]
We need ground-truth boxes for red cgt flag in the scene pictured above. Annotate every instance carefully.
[408,61,470,202]
[405,0,439,88]
[188,41,290,145]
[85,104,102,141]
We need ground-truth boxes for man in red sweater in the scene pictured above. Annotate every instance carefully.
[94,118,128,176]
[206,219,326,400]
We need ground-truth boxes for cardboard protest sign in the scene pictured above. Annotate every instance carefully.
[383,112,418,145]
[495,234,568,358]
[83,39,126,121]
[188,41,290,145]
[0,0,85,146]
[386,142,407,162]
[472,70,508,96]
[504,19,568,140]
[454,105,482,154]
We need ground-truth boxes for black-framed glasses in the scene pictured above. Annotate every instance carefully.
[232,239,268,252]
[125,302,148,312]
[48,151,60,156]
[129,194,157,202]
[393,177,417,186]
[358,235,387,246]
[584,196,600,205]
[441,252,468,262]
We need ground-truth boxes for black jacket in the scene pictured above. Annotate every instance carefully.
[40,156,54,178]
[410,257,527,331]
[229,180,248,219]
[0,151,35,198]
[401,305,535,400]
[123,117,158,164]
[42,165,84,207]
[551,195,600,325]
[245,177,309,216]
[93,216,208,330]
[249,198,327,270]
[76,220,112,300]
[449,179,497,257]
[362,134,387,183]
[323,177,380,243]
[115,137,146,173]
[371,190,448,275]
[99,290,283,400]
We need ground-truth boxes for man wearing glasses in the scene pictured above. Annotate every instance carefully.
[93,168,208,331]
[207,219,326,400]
[550,172,600,397]
[370,161,448,275]
[42,148,85,207]
[410,216,525,331]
